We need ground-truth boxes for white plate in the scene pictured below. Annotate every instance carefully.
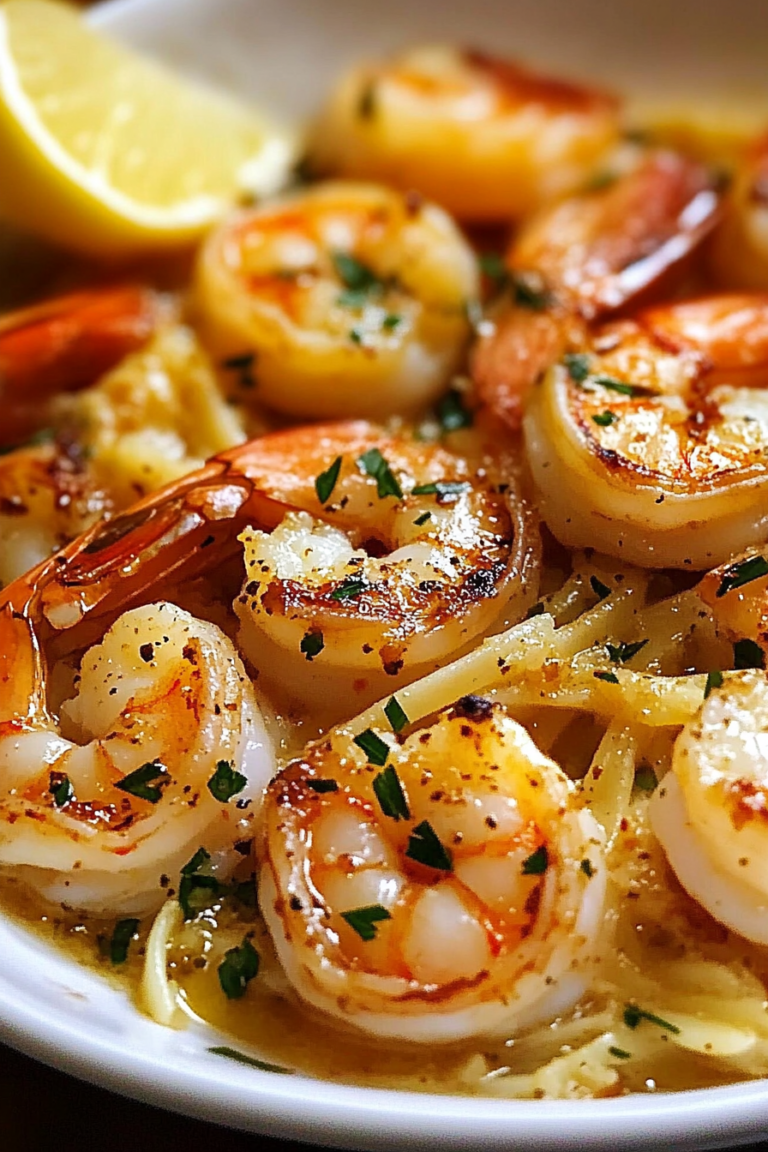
[3,0,768,1147]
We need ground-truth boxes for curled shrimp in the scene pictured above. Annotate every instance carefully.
[193,181,478,419]
[0,285,164,449]
[523,294,768,569]
[472,151,723,429]
[712,131,768,290]
[261,697,606,1042]
[233,421,539,713]
[306,45,620,221]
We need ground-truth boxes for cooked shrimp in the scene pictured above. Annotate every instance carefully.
[650,670,768,945]
[193,181,478,419]
[260,697,606,1042]
[524,294,768,568]
[712,131,768,290]
[233,421,540,713]
[0,601,273,916]
[473,151,723,429]
[306,45,619,221]
[0,437,109,587]
[0,285,164,449]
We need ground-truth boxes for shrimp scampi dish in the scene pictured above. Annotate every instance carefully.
[6,1,768,1104]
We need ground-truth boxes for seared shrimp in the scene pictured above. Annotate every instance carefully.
[234,422,539,713]
[194,181,477,419]
[712,131,768,290]
[306,45,619,221]
[524,294,768,568]
[0,285,164,449]
[473,151,723,429]
[261,698,606,1042]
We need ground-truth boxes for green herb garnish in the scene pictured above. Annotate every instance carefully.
[218,937,260,1000]
[512,272,551,310]
[606,639,649,665]
[734,639,765,670]
[436,388,473,432]
[341,904,392,941]
[49,771,74,808]
[592,410,617,427]
[315,455,342,504]
[306,779,339,794]
[594,670,619,684]
[590,575,611,601]
[384,695,409,734]
[382,313,402,330]
[716,555,768,598]
[182,847,211,875]
[593,375,638,397]
[353,728,390,767]
[521,845,549,875]
[357,447,403,499]
[115,760,168,804]
[479,253,508,283]
[414,511,432,526]
[349,327,364,344]
[634,765,658,792]
[623,1005,680,1034]
[411,480,469,501]
[405,820,453,871]
[208,1046,292,1074]
[109,918,139,965]
[704,670,723,699]
[330,577,367,602]
[207,760,247,803]
[300,630,324,661]
[373,765,410,821]
[608,1046,632,1059]
[564,353,591,383]
[333,251,380,294]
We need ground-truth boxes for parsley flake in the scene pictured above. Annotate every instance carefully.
[592,410,616,427]
[564,353,591,383]
[300,630,324,661]
[411,480,469,501]
[382,313,402,330]
[405,820,453,871]
[521,845,549,875]
[716,555,768,597]
[384,695,409,734]
[436,388,473,432]
[207,760,247,803]
[49,771,74,807]
[373,765,410,821]
[349,327,364,345]
[634,765,658,792]
[623,1005,680,1034]
[332,251,380,294]
[512,272,551,310]
[414,511,432,526]
[734,639,765,670]
[594,670,619,684]
[606,639,649,665]
[341,904,392,941]
[208,1046,292,1074]
[330,576,367,602]
[609,1046,632,1060]
[109,918,139,965]
[357,448,403,499]
[315,455,342,504]
[218,937,260,1000]
[306,778,339,794]
[115,760,168,804]
[590,575,611,601]
[182,847,211,875]
[479,253,508,283]
[704,670,723,699]
[353,728,390,767]
[593,375,639,397]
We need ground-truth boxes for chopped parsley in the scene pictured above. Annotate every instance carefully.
[115,760,168,804]
[512,272,551,310]
[353,728,390,767]
[585,170,618,192]
[382,313,402,330]
[182,847,211,875]
[330,576,367,602]
[436,388,473,433]
[49,771,74,808]
[592,410,617,427]
[405,820,453,871]
[590,575,611,601]
[207,760,247,803]
[208,1046,292,1074]
[300,630,324,661]
[218,937,260,1000]
[608,1046,632,1060]
[414,511,432,526]
[734,639,765,670]
[306,778,339,794]
[564,353,591,383]
[315,455,342,504]
[593,375,638,397]
[634,765,658,792]
[716,555,768,598]
[373,765,410,821]
[341,904,392,941]
[606,639,649,665]
[384,695,409,734]
[349,327,364,344]
[521,845,549,875]
[411,480,469,501]
[178,848,221,920]
[594,670,619,684]
[109,918,139,965]
[332,251,381,295]
[478,252,508,284]
[580,858,595,878]
[704,670,724,699]
[357,447,403,499]
[623,1005,680,1034]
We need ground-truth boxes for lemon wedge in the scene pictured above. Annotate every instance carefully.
[0,0,295,257]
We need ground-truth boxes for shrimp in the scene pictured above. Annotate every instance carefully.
[233,421,540,713]
[260,697,606,1042]
[712,131,768,290]
[305,45,620,221]
[472,151,723,429]
[0,285,165,449]
[650,670,768,945]
[193,181,478,419]
[523,294,768,569]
